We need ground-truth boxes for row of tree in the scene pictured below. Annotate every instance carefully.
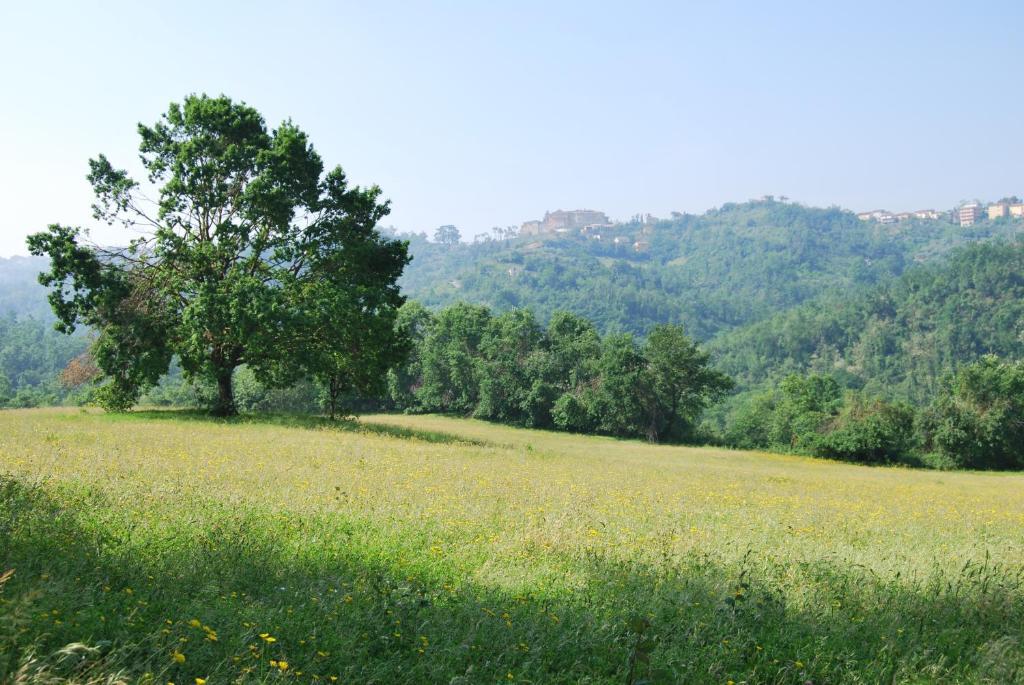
[723,356,1024,471]
[384,303,732,442]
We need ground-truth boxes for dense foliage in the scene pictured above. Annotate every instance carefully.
[710,240,1024,402]
[724,373,917,465]
[386,303,732,442]
[917,355,1024,470]
[27,94,408,415]
[0,314,88,407]
[398,201,1023,338]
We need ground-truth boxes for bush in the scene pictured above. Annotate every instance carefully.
[552,392,596,433]
[918,355,1024,470]
[814,396,916,464]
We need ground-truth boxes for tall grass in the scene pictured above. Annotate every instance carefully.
[1,408,1023,683]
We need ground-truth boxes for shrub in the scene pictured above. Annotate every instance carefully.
[815,396,916,463]
[918,355,1024,470]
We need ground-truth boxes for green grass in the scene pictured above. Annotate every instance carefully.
[2,408,1023,684]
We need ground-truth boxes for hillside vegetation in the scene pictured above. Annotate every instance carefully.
[398,201,1023,338]
[710,240,1024,402]
[2,410,1024,683]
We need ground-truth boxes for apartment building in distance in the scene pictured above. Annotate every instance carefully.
[959,202,983,226]
[989,203,1009,220]
[859,200,1023,227]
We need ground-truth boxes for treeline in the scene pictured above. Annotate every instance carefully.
[383,302,732,442]
[722,356,1024,470]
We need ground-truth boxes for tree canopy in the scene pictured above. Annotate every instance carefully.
[386,303,731,442]
[28,94,409,415]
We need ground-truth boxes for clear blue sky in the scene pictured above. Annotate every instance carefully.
[1,0,1022,255]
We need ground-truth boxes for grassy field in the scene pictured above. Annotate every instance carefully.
[1,409,1023,684]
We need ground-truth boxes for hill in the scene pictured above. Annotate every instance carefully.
[2,409,1023,683]
[709,240,1024,403]
[397,200,1024,339]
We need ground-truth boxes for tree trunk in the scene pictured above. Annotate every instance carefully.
[328,376,339,421]
[213,368,237,417]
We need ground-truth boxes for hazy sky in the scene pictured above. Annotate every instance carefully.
[2,1,1022,256]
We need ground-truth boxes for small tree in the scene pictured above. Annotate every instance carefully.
[639,324,733,442]
[386,301,434,410]
[28,94,408,415]
[433,224,461,246]
[415,303,490,413]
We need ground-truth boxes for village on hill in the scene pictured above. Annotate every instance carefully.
[857,197,1024,227]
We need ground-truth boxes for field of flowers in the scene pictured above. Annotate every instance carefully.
[2,408,1023,684]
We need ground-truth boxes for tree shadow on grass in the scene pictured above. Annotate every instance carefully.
[1,475,1022,684]
[122,409,495,447]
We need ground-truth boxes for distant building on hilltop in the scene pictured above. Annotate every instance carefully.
[857,209,894,222]
[520,220,543,236]
[959,202,982,227]
[521,209,610,236]
[988,202,1009,220]
[859,208,944,224]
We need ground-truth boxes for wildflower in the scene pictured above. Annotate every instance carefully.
[259,633,277,643]
[795,660,804,668]
[189,619,202,628]
[172,651,186,664]
[195,679,206,685]
[278,661,289,671]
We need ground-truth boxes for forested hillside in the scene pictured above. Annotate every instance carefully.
[0,257,88,406]
[709,240,1024,403]
[398,200,1023,339]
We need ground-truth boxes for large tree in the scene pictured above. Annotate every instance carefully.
[28,94,409,415]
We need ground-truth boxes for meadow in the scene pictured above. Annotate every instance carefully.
[1,409,1023,684]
